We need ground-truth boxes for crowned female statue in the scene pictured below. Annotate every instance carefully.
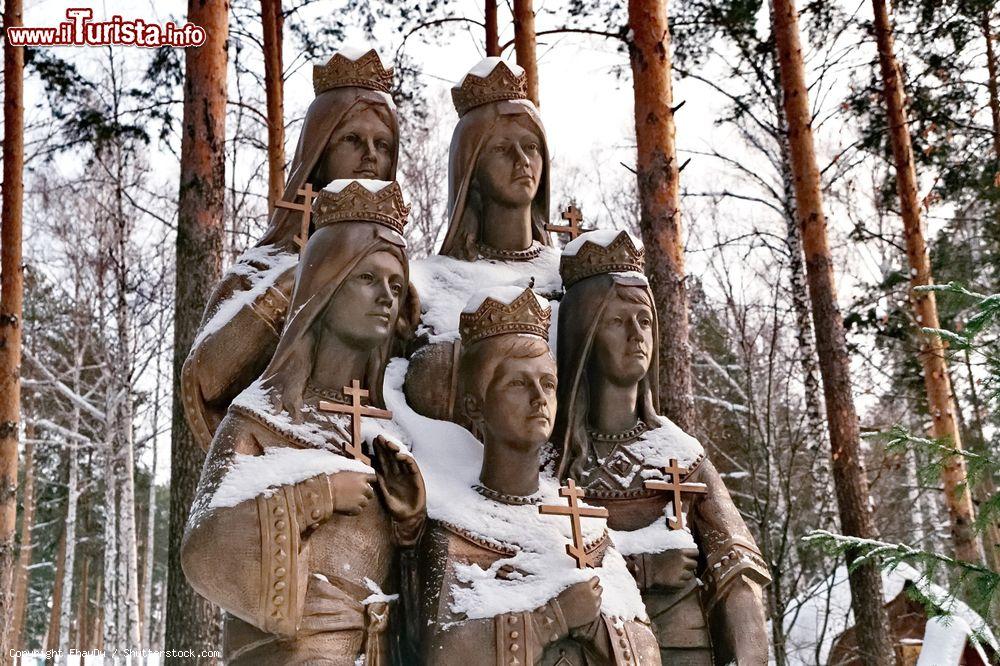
[182,180,424,665]
[394,286,660,665]
[182,47,402,450]
[404,58,561,425]
[551,230,771,665]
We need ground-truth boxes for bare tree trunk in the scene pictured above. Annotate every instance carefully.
[76,554,90,650]
[0,0,25,656]
[101,435,118,659]
[983,8,1000,159]
[10,428,33,650]
[512,0,539,106]
[166,1,229,661]
[45,528,67,660]
[58,397,81,654]
[261,0,285,213]
[872,0,983,565]
[771,0,896,663]
[485,0,500,57]
[627,0,696,432]
[141,373,161,649]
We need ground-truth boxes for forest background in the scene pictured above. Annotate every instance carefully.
[0,0,998,663]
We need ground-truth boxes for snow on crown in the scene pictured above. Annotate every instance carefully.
[313,180,409,235]
[451,58,529,117]
[560,230,645,288]
[313,47,393,95]
[459,286,551,346]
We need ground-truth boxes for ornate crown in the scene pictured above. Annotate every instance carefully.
[451,58,528,117]
[559,230,645,288]
[313,48,394,95]
[313,180,410,236]
[459,287,551,346]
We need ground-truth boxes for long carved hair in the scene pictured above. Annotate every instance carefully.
[438,100,551,260]
[552,275,661,481]
[257,88,399,250]
[260,222,419,415]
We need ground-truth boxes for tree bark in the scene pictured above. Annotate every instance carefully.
[58,398,81,654]
[627,0,696,432]
[512,0,539,106]
[261,0,285,213]
[485,0,500,57]
[771,0,896,663]
[10,428,33,650]
[983,8,1000,160]
[45,528,67,659]
[166,0,229,661]
[872,0,983,565]
[0,0,25,655]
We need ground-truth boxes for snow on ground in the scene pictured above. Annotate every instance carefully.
[783,562,998,665]
[409,247,561,343]
[382,358,647,621]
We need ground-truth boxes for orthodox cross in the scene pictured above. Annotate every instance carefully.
[538,479,609,569]
[643,458,707,531]
[544,204,587,241]
[275,183,319,256]
[318,379,392,466]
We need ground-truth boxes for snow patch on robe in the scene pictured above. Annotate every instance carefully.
[630,418,705,472]
[382,359,647,622]
[610,520,696,557]
[231,379,354,450]
[193,244,298,348]
[209,447,374,509]
[409,247,561,343]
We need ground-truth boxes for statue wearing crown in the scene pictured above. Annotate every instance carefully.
[181,48,401,453]
[404,57,564,429]
[181,180,425,665]
[390,286,659,666]
[551,230,771,665]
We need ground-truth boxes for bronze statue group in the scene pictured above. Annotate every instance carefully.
[179,47,771,665]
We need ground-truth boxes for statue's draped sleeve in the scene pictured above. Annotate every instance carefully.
[181,250,295,450]
[181,413,341,638]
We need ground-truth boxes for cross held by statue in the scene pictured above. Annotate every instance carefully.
[643,458,707,532]
[545,204,588,241]
[275,183,319,256]
[538,478,609,569]
[318,379,392,466]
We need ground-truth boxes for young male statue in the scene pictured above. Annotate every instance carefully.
[182,47,404,450]
[552,230,771,665]
[404,57,560,424]
[417,286,661,665]
[182,180,424,665]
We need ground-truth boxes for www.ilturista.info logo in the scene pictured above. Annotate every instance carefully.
[5,8,206,48]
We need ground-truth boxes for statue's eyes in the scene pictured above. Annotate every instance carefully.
[492,143,507,154]
[509,378,525,387]
[543,379,556,391]
[639,317,652,327]
[390,281,403,296]
[611,316,624,325]
[377,139,391,152]
[524,142,539,152]
[356,272,375,283]
[343,133,360,144]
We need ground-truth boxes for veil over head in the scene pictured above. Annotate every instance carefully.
[438,99,551,260]
[257,88,400,250]
[552,273,661,481]
[260,222,418,412]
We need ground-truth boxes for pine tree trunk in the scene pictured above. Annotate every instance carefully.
[10,429,33,650]
[627,0,696,433]
[771,0,896,663]
[261,0,285,213]
[512,0,539,106]
[166,1,229,661]
[0,0,25,655]
[485,0,500,57]
[983,8,1000,160]
[872,0,983,565]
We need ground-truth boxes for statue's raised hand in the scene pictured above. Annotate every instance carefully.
[373,435,425,526]
[646,548,698,589]
[329,471,377,516]
[557,576,603,630]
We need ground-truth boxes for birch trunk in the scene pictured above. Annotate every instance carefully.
[166,0,229,657]
[771,0,896,662]
[485,0,500,57]
[871,0,982,564]
[0,0,25,653]
[261,0,285,213]
[141,324,163,650]
[10,428,34,650]
[627,0,696,432]
[101,435,118,659]
[45,528,67,660]
[512,0,539,106]
[58,397,81,655]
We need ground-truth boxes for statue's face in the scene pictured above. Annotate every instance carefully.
[481,353,557,449]
[314,106,394,185]
[591,290,654,387]
[320,250,404,350]
[474,116,543,207]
